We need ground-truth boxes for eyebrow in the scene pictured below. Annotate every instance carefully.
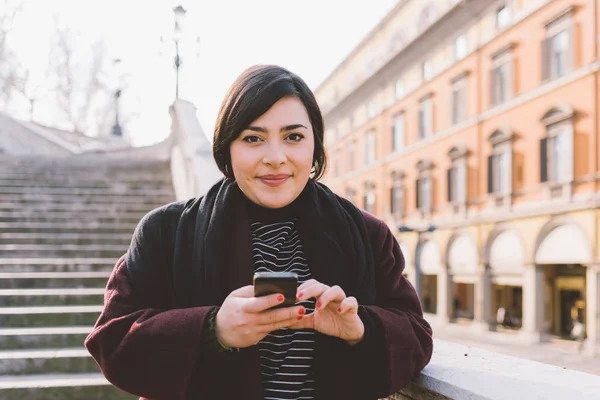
[245,124,307,133]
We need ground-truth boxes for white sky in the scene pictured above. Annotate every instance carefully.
[7,0,399,146]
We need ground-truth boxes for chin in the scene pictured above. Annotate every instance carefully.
[258,194,295,209]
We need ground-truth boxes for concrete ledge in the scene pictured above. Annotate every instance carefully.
[393,340,600,400]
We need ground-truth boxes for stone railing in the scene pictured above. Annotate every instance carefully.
[385,340,600,400]
[168,99,222,201]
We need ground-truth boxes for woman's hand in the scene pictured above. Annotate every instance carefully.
[214,285,306,349]
[290,279,365,345]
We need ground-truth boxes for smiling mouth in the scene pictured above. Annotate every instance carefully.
[258,175,290,187]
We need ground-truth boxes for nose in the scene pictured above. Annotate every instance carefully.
[262,142,287,167]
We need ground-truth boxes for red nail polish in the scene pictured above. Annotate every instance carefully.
[316,302,321,309]
[297,292,303,299]
[277,295,284,302]
[298,308,305,316]
[338,308,342,313]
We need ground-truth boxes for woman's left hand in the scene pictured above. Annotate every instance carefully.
[289,279,364,345]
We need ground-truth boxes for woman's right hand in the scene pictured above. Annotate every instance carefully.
[214,285,306,349]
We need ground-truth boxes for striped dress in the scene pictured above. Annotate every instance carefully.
[250,216,316,400]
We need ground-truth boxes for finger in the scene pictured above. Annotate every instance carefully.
[296,279,319,293]
[297,282,329,302]
[316,285,346,310]
[257,305,306,326]
[242,292,286,313]
[260,312,310,333]
[338,297,359,315]
[287,312,315,330]
[229,285,255,298]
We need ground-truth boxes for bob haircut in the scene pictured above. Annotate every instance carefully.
[213,65,327,181]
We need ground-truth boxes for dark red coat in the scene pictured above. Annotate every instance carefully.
[85,206,433,400]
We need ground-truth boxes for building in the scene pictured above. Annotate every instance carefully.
[316,0,600,355]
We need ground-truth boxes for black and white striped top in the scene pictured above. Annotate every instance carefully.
[250,218,316,400]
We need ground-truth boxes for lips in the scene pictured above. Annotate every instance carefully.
[258,175,290,187]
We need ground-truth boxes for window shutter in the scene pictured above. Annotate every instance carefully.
[447,168,453,202]
[390,187,395,214]
[490,68,496,106]
[416,179,421,209]
[540,137,548,183]
[391,124,396,152]
[567,24,575,72]
[541,37,550,81]
[487,155,494,194]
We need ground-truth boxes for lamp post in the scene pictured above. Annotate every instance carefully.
[398,224,436,300]
[111,59,123,137]
[173,5,186,100]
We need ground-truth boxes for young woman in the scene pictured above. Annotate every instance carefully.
[85,65,433,400]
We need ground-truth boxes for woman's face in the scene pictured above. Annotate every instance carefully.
[230,96,315,209]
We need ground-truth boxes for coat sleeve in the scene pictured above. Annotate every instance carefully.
[84,204,228,400]
[351,213,433,397]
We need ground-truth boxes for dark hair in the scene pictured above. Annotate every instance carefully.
[213,65,327,181]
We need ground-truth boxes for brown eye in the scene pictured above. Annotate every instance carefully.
[287,133,304,142]
[243,135,261,144]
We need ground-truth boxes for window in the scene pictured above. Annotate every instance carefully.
[347,140,355,172]
[487,128,513,196]
[542,12,574,81]
[390,171,405,219]
[423,60,433,81]
[540,105,574,185]
[364,131,376,166]
[496,5,511,30]
[451,74,468,124]
[455,34,468,60]
[490,46,514,106]
[392,113,405,153]
[419,96,433,139]
[363,182,376,214]
[345,188,357,205]
[367,100,378,118]
[395,80,405,99]
[416,159,434,213]
[332,149,340,177]
[447,146,468,206]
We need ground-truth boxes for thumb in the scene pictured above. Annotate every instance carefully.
[229,285,255,298]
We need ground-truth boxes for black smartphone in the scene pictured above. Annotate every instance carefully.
[253,272,298,308]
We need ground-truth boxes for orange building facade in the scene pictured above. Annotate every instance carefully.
[316,0,600,355]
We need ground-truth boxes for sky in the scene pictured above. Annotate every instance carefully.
[6,0,399,146]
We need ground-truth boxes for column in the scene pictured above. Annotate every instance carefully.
[520,264,546,343]
[437,269,451,324]
[585,264,600,357]
[473,267,491,332]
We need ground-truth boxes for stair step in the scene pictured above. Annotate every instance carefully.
[0,258,116,273]
[0,272,110,290]
[0,222,137,234]
[0,193,173,204]
[0,186,174,196]
[0,179,171,190]
[0,327,93,350]
[0,215,143,225]
[0,372,108,389]
[0,201,165,212]
[0,288,104,307]
[0,348,99,375]
[0,306,103,328]
[0,233,132,246]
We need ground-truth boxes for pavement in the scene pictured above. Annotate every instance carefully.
[425,315,600,376]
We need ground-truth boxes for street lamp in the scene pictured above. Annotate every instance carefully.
[173,5,186,100]
[111,59,123,137]
[398,223,436,300]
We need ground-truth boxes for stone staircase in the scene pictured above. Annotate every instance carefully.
[0,155,175,399]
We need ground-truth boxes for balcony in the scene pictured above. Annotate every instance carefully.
[385,340,600,400]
